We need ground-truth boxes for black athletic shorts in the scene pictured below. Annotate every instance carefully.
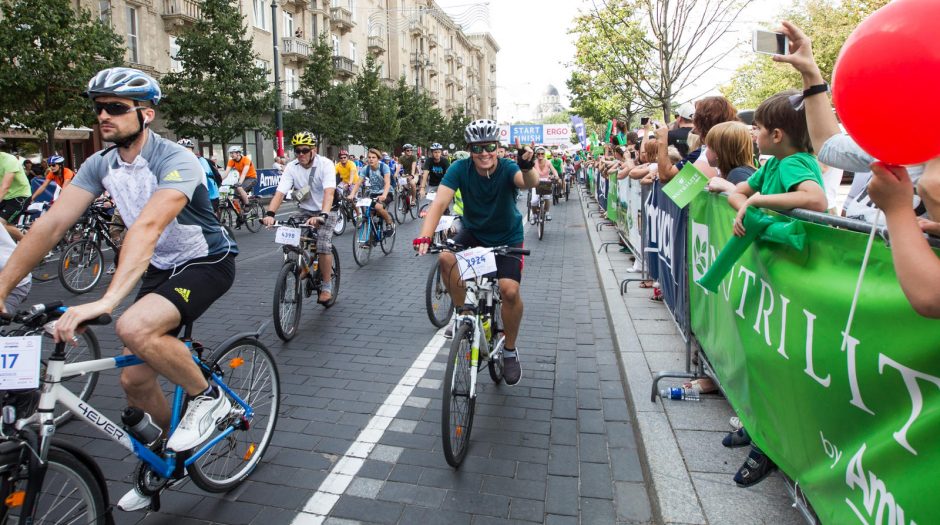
[0,197,27,222]
[451,229,524,283]
[136,253,236,331]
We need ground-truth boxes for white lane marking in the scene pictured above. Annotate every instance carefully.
[291,327,449,524]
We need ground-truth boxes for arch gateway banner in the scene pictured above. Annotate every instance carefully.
[688,192,940,525]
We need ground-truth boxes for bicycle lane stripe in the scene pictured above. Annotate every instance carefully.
[290,326,449,525]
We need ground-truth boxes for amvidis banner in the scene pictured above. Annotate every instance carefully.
[688,192,940,525]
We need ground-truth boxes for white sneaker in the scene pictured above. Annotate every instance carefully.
[166,390,230,452]
[117,487,151,511]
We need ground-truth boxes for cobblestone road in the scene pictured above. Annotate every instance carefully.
[34,191,652,525]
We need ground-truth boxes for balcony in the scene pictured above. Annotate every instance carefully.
[329,6,355,34]
[410,53,428,67]
[428,34,439,48]
[455,56,464,68]
[446,100,459,112]
[468,65,478,78]
[427,89,440,100]
[332,55,358,79]
[408,20,426,37]
[281,37,310,63]
[444,73,456,86]
[456,79,464,91]
[427,63,438,76]
[443,48,455,61]
[382,77,398,88]
[283,96,303,110]
[468,87,479,98]
[282,0,307,8]
[367,35,386,55]
[309,0,329,16]
[161,0,201,34]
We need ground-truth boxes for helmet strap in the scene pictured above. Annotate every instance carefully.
[112,108,147,149]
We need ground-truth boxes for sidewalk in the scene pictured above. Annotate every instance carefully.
[578,189,805,525]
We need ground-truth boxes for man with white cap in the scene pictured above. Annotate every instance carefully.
[669,102,696,157]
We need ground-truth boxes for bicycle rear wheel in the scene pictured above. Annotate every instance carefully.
[538,202,546,241]
[219,207,237,238]
[189,338,280,492]
[425,260,453,328]
[395,192,407,224]
[318,245,340,308]
[58,240,103,295]
[0,447,108,525]
[352,220,372,267]
[272,262,302,341]
[441,322,476,468]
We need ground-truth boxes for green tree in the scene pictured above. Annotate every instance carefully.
[567,3,650,124]
[440,108,468,150]
[355,56,399,151]
[0,0,123,151]
[291,32,359,146]
[722,0,891,109]
[160,0,274,147]
[394,78,445,150]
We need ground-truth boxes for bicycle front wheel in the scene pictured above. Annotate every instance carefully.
[244,202,263,233]
[219,207,237,238]
[58,240,103,295]
[352,220,372,267]
[538,202,546,241]
[272,262,302,341]
[189,338,280,492]
[441,322,476,468]
[395,192,406,224]
[0,447,108,525]
[380,221,396,255]
[425,260,453,328]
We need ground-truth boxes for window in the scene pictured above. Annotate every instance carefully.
[255,59,272,82]
[253,0,268,31]
[332,34,340,56]
[285,67,297,107]
[98,0,111,26]
[350,42,357,64]
[126,7,139,63]
[283,11,294,37]
[169,36,181,72]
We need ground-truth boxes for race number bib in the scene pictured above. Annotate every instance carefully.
[398,177,408,186]
[435,215,457,233]
[456,247,497,280]
[0,336,41,390]
[274,227,301,246]
[356,198,373,207]
[425,191,437,201]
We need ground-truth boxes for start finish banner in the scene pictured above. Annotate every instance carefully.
[688,193,940,525]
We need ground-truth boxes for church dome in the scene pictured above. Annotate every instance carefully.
[543,84,559,97]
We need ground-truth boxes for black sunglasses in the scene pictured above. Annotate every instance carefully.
[339,155,348,159]
[469,143,498,154]
[294,147,312,155]
[92,102,143,116]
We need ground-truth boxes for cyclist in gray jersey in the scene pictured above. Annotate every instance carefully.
[0,67,239,512]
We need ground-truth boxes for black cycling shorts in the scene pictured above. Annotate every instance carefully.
[136,253,236,332]
[0,197,27,222]
[451,229,524,283]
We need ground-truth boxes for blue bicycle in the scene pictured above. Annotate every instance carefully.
[352,196,396,267]
[0,302,280,523]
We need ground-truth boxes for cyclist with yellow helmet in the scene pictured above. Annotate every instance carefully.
[262,131,338,304]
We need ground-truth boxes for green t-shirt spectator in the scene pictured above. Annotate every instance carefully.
[746,152,824,196]
[0,153,31,200]
[441,158,522,246]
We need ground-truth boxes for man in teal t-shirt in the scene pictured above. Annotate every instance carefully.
[0,146,32,241]
[414,120,540,386]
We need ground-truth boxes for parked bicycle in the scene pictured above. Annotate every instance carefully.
[58,200,126,294]
[352,197,396,267]
[270,217,341,341]
[0,303,280,522]
[429,242,530,468]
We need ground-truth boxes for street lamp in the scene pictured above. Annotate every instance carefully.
[271,0,285,157]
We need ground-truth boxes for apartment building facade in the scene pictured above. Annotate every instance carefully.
[72,0,498,166]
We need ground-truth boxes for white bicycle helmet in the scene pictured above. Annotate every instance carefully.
[464,119,500,144]
[177,138,194,149]
[403,143,414,150]
[85,67,162,104]
[228,145,243,154]
[430,142,443,151]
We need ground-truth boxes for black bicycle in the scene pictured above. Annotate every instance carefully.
[395,176,418,224]
[58,201,125,294]
[332,188,360,237]
[271,217,340,341]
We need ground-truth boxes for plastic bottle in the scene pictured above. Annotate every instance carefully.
[659,387,700,401]
[121,407,163,445]
[482,318,492,340]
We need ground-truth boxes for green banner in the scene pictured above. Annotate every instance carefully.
[607,174,618,222]
[688,193,940,524]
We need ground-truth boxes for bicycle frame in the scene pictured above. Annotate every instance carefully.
[452,277,499,400]
[357,200,384,243]
[20,345,254,480]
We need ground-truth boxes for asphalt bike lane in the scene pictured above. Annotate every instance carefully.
[39,190,651,524]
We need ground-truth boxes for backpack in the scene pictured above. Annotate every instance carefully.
[206,158,223,187]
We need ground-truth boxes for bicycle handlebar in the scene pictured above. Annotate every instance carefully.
[428,242,530,257]
[1,302,112,328]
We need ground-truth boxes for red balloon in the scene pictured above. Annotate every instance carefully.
[833,0,940,165]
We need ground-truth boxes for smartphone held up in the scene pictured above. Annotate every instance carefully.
[752,29,788,55]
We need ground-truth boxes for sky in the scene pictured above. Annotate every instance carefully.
[436,0,788,123]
